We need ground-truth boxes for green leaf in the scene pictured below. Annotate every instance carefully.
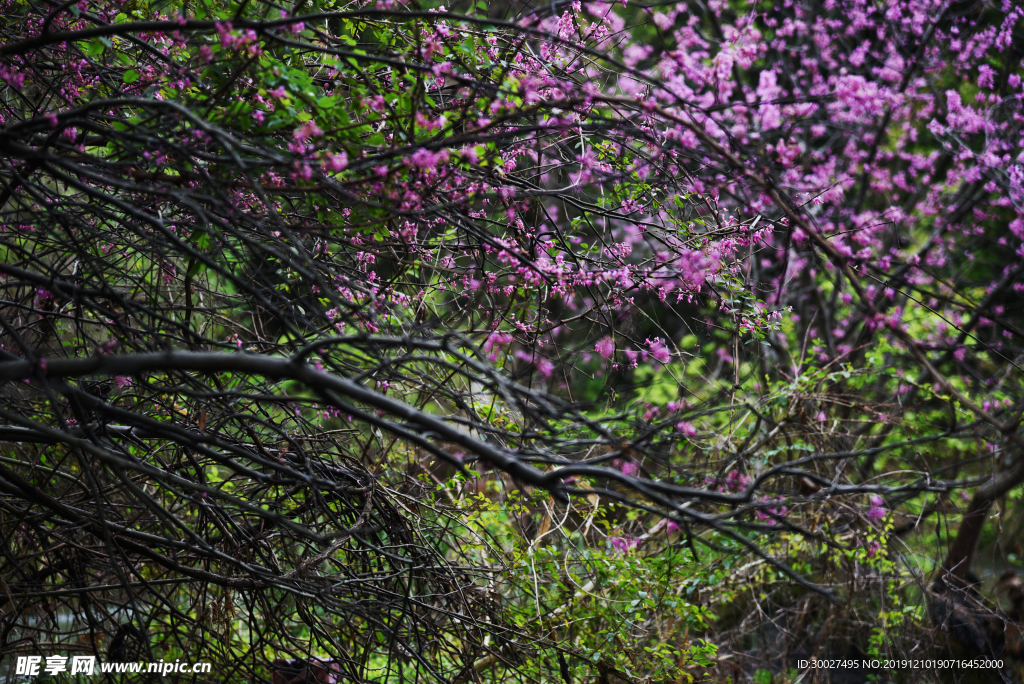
[123,70,140,84]
[85,38,106,57]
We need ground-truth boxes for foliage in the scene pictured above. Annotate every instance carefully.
[0,0,1023,681]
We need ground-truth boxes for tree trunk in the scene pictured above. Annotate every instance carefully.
[939,452,1024,587]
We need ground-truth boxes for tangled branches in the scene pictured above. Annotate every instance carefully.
[2,0,1024,680]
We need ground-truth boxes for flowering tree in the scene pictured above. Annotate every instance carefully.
[0,0,1022,679]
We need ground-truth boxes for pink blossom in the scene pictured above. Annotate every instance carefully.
[724,470,751,492]
[609,535,639,553]
[595,337,615,359]
[866,495,887,521]
[753,495,789,525]
[945,90,987,134]
[324,151,348,172]
[0,66,25,88]
[405,148,449,170]
[483,331,513,360]
[654,518,683,537]
[293,121,323,142]
[647,338,670,364]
